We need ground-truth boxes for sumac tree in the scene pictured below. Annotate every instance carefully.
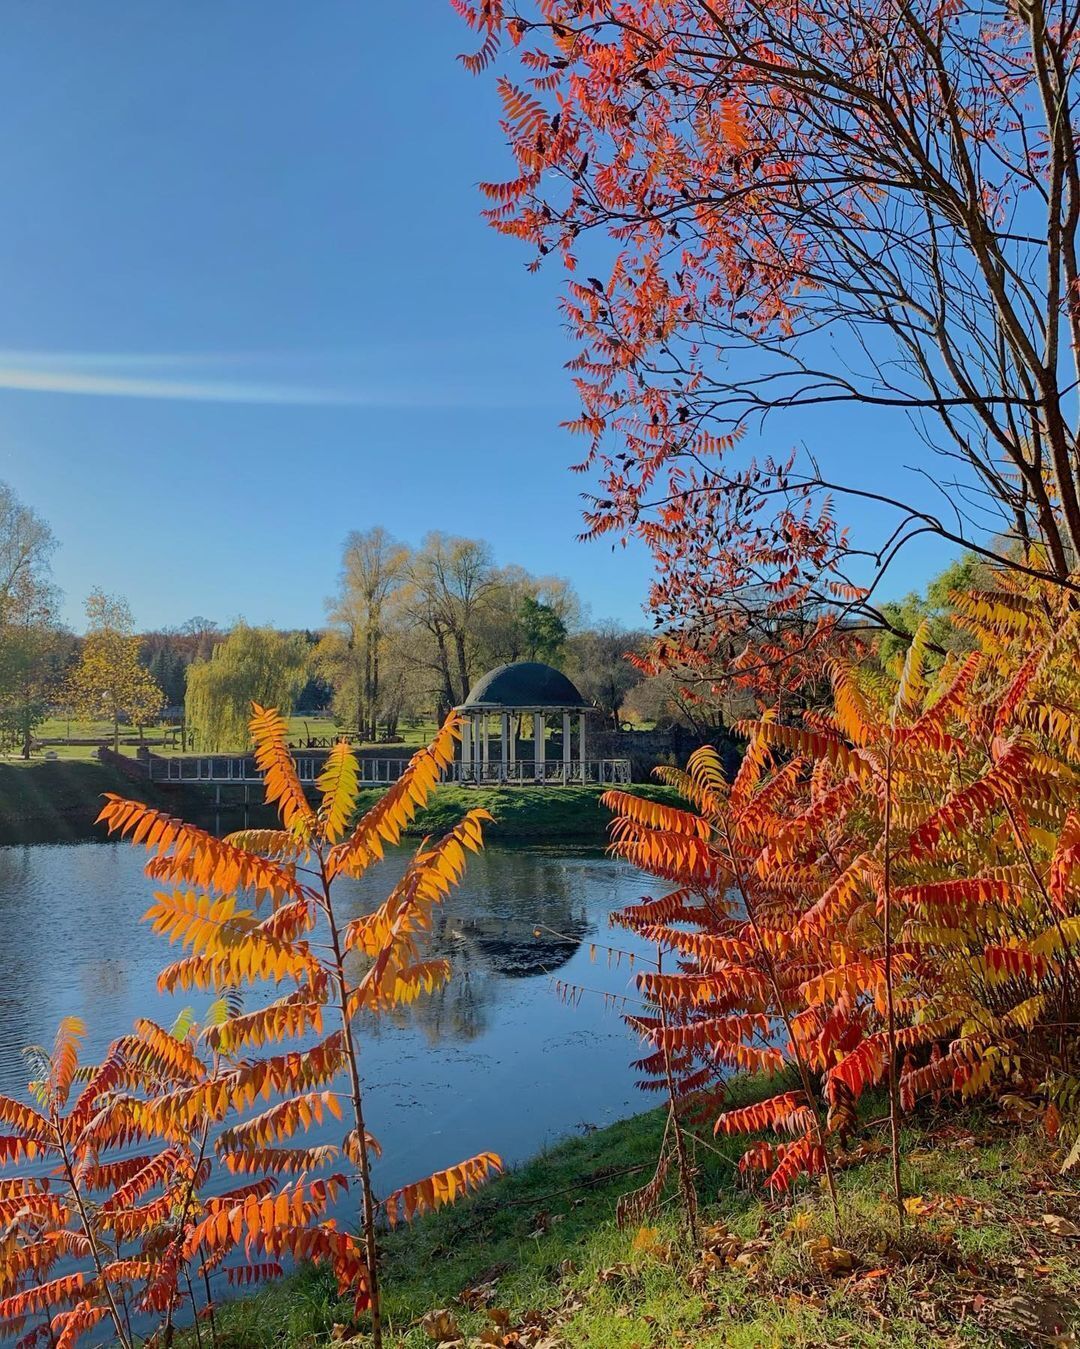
[454,0,1080,686]
[0,713,499,1348]
[603,573,1080,1216]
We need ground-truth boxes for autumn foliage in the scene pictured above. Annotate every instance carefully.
[604,574,1080,1213]
[0,712,497,1348]
[453,0,1080,701]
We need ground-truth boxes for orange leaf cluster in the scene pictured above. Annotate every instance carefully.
[606,576,1080,1196]
[2,713,499,1346]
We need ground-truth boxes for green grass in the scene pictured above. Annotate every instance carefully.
[350,783,683,842]
[0,764,677,846]
[0,758,185,842]
[19,716,442,763]
[187,1091,1080,1349]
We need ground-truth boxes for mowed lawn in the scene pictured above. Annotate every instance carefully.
[10,715,442,764]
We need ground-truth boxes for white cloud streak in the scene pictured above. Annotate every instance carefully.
[0,363,371,406]
[0,349,549,409]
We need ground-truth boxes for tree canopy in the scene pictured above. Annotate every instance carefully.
[0,481,64,755]
[66,589,163,751]
[455,0,1080,690]
[185,624,311,750]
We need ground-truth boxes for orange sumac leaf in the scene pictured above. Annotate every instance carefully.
[385,1152,502,1226]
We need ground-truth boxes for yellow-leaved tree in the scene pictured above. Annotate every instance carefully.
[66,589,163,751]
[97,708,498,1347]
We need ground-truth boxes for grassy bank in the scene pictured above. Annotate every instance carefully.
[192,1093,1080,1348]
[353,783,681,842]
[0,772,679,845]
[0,759,186,842]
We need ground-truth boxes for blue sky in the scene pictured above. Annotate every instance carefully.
[0,3,956,634]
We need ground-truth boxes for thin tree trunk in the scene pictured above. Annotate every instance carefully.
[882,753,905,1229]
[719,818,841,1221]
[454,633,470,707]
[58,1138,133,1349]
[656,949,699,1242]
[320,860,383,1349]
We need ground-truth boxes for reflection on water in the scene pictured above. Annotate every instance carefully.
[0,841,666,1205]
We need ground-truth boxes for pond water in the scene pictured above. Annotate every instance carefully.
[0,840,665,1212]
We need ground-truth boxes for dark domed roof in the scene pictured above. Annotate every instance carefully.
[458,661,592,711]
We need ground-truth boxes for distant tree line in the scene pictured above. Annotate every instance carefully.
[177,529,660,750]
[4,488,720,756]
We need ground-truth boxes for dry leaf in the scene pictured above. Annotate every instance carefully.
[1041,1213,1080,1238]
[421,1308,462,1344]
[459,1281,498,1310]
[805,1235,856,1274]
[631,1225,672,1261]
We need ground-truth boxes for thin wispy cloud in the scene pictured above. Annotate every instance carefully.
[0,349,551,409]
[0,364,368,406]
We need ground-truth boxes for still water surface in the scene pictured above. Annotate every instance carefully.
[0,841,664,1206]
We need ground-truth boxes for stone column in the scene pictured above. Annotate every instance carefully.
[500,712,509,782]
[481,714,490,781]
[578,712,587,782]
[533,712,545,781]
[562,711,571,784]
[460,716,471,782]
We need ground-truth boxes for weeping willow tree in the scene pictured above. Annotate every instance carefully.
[184,624,309,750]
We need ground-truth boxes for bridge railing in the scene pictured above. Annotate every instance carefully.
[148,755,631,786]
[451,759,630,785]
[149,756,409,785]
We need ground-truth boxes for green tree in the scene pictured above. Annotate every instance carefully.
[875,554,987,667]
[0,576,67,758]
[0,483,60,755]
[185,623,309,750]
[66,590,164,752]
[518,595,567,665]
[403,533,500,714]
[0,480,54,622]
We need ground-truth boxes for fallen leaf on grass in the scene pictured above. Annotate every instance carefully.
[459,1281,498,1310]
[469,1307,563,1349]
[782,1211,814,1240]
[631,1225,666,1259]
[700,1221,743,1260]
[804,1234,856,1274]
[1042,1213,1080,1238]
[421,1308,462,1344]
[733,1249,764,1277]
